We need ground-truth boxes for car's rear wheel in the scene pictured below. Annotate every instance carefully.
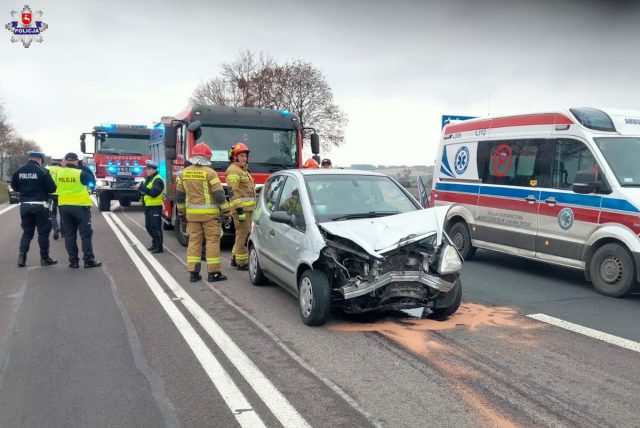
[248,244,268,286]
[590,243,636,297]
[299,269,331,326]
[430,279,462,319]
[448,221,476,260]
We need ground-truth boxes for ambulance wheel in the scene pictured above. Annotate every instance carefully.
[448,221,476,260]
[98,194,111,212]
[590,243,636,297]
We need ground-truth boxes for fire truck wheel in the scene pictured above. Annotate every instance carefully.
[119,199,131,207]
[448,221,476,260]
[174,214,189,247]
[98,194,111,212]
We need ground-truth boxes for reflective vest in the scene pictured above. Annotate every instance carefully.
[143,174,164,207]
[57,167,92,206]
[46,165,62,195]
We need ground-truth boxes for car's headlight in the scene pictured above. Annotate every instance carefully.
[437,244,462,275]
[96,179,108,187]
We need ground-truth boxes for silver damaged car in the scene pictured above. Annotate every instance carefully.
[248,169,463,326]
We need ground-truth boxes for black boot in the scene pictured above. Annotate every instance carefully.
[190,271,202,282]
[208,272,227,282]
[147,242,155,251]
[236,264,249,271]
[41,257,58,266]
[17,252,26,267]
[84,260,102,268]
[230,256,237,267]
[151,247,163,254]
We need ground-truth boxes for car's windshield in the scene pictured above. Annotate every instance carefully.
[594,137,640,186]
[304,174,419,222]
[197,126,298,173]
[96,135,150,156]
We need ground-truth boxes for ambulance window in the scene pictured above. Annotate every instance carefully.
[481,139,546,187]
[552,139,598,189]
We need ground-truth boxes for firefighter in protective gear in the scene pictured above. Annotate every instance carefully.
[226,143,256,270]
[176,142,231,283]
[303,158,319,168]
[138,160,165,253]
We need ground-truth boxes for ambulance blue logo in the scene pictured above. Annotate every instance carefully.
[454,146,469,175]
[558,207,574,230]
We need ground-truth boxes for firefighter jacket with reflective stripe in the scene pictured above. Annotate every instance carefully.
[45,164,62,195]
[141,173,164,207]
[176,165,230,221]
[56,167,93,206]
[225,162,256,212]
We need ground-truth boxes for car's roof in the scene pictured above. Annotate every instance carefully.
[296,168,387,177]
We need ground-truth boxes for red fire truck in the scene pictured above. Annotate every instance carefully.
[151,105,320,246]
[80,124,152,211]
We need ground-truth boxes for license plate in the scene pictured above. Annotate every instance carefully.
[118,171,132,176]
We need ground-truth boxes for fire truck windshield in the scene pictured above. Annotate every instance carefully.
[197,126,298,172]
[96,135,150,156]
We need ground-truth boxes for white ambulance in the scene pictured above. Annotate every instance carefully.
[431,108,640,297]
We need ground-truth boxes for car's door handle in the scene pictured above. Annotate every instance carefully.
[525,195,537,203]
[544,197,557,205]
[269,229,276,236]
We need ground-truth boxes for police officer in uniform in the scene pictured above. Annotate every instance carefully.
[46,156,64,240]
[226,143,256,271]
[56,152,101,269]
[138,160,165,253]
[11,151,57,267]
[176,142,231,282]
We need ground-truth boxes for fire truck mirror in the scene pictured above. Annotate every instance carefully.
[80,139,86,154]
[310,132,320,155]
[187,120,203,141]
[166,147,177,161]
[164,124,177,149]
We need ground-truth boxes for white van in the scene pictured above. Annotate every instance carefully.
[431,108,640,297]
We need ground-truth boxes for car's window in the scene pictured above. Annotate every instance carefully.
[276,176,305,230]
[305,174,418,222]
[552,139,599,189]
[262,175,286,212]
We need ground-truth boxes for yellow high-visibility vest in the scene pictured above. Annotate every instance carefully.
[144,174,164,207]
[57,167,92,206]
[46,165,62,195]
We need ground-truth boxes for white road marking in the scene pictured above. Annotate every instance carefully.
[108,213,311,428]
[528,313,640,353]
[0,204,17,216]
[102,212,266,428]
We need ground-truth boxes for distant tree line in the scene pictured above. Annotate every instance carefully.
[0,97,41,180]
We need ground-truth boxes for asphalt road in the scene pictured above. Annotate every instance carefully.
[1,201,639,427]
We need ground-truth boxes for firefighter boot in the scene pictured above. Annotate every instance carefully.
[190,271,202,282]
[208,272,227,282]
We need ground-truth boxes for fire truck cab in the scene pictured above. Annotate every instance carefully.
[152,105,320,246]
[80,124,152,211]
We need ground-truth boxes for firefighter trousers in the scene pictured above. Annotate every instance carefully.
[232,211,252,267]
[186,217,221,273]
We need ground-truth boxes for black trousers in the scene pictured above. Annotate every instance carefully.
[144,205,163,249]
[19,203,52,258]
[60,205,95,263]
[49,195,62,233]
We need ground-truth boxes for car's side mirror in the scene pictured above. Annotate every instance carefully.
[573,169,600,194]
[270,211,293,225]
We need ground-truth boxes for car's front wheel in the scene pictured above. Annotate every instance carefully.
[430,279,462,319]
[298,269,331,326]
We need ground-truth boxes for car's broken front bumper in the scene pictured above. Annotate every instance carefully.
[340,270,456,299]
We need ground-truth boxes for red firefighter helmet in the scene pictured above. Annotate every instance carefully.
[192,142,212,158]
[303,158,319,168]
[228,143,250,161]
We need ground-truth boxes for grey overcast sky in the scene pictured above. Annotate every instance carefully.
[2,0,640,166]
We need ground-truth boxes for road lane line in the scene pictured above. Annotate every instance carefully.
[120,209,385,428]
[0,204,17,216]
[528,313,640,353]
[102,212,266,428]
[108,213,311,428]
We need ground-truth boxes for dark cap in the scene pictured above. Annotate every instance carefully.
[145,160,159,169]
[64,152,79,161]
[27,151,45,160]
[321,158,332,165]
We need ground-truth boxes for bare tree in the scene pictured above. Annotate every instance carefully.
[0,100,13,180]
[190,50,348,149]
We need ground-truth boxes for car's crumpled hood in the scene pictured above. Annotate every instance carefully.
[318,206,450,258]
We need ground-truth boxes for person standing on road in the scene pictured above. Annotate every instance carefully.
[303,158,319,169]
[11,151,58,267]
[176,142,231,283]
[56,152,101,269]
[138,160,165,253]
[226,143,255,271]
[46,156,64,240]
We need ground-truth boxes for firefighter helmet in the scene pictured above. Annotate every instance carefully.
[228,143,250,161]
[303,158,319,168]
[192,142,212,158]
